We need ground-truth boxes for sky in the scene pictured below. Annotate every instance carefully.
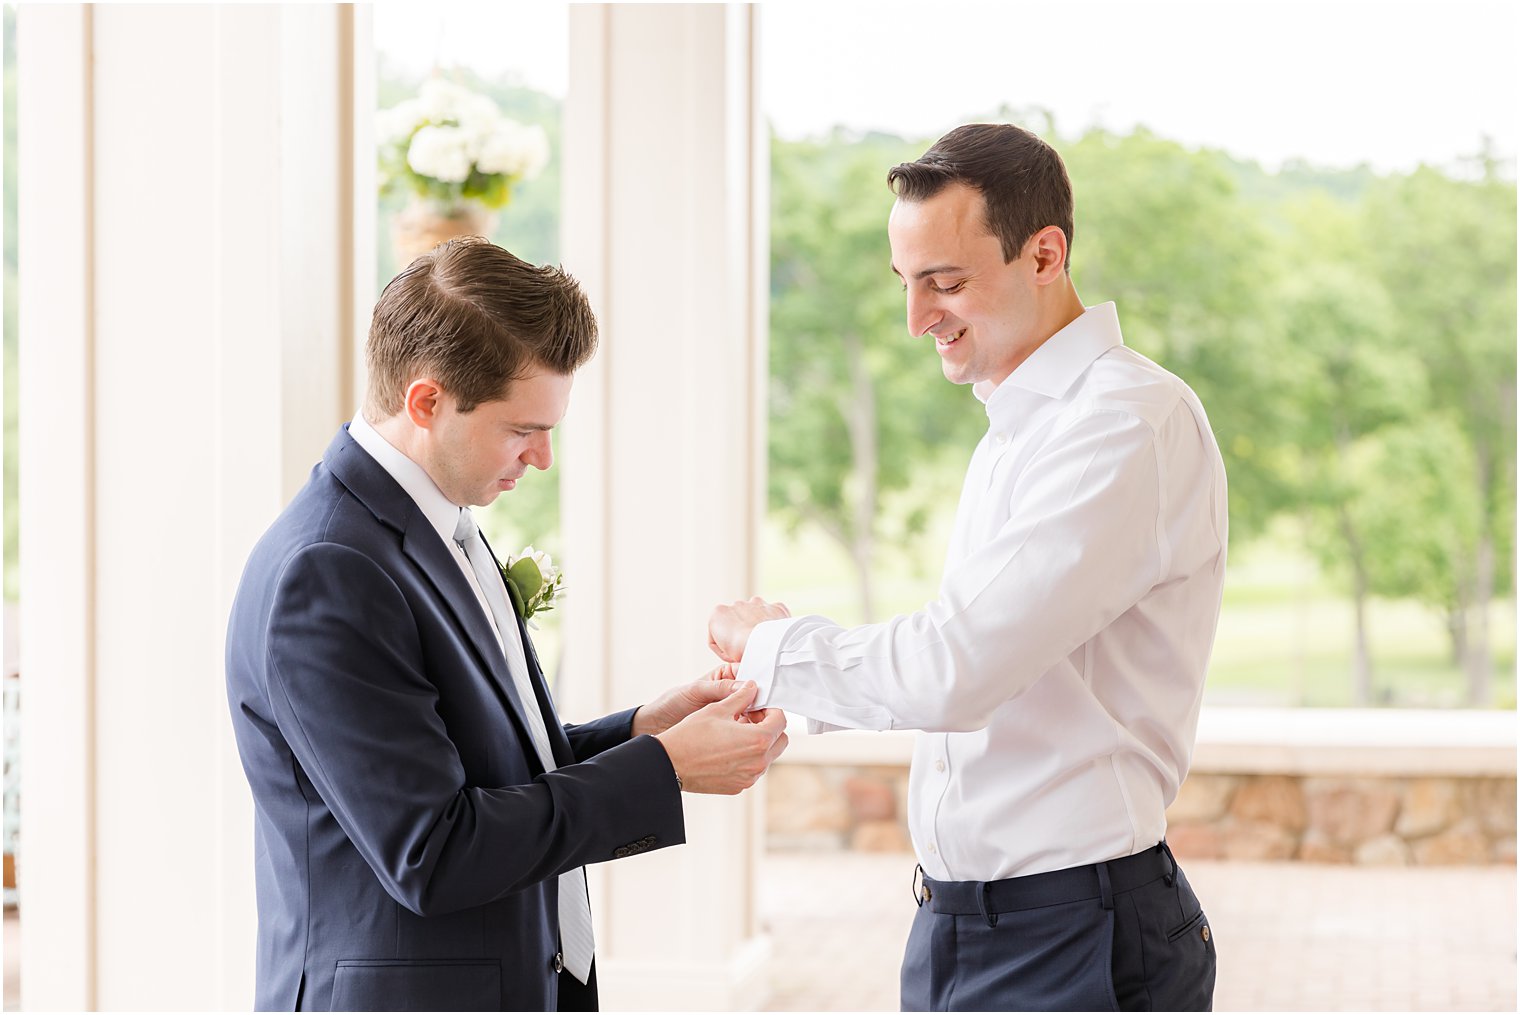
[374,0,1518,175]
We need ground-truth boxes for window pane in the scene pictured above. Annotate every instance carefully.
[761,1,1517,709]
[373,3,569,682]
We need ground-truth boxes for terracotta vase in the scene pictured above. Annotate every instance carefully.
[390,200,499,266]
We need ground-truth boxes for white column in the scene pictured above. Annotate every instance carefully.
[18,5,370,1009]
[561,5,771,1010]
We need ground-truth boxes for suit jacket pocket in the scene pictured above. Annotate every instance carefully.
[331,959,500,1012]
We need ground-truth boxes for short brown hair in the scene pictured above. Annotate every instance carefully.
[887,124,1074,270]
[365,237,598,416]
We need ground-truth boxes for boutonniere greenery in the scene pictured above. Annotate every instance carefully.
[500,546,565,627]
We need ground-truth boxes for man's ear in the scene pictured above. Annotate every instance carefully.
[403,378,446,430]
[1029,225,1069,284]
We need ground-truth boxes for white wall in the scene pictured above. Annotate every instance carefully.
[560,4,772,1009]
[19,5,367,1008]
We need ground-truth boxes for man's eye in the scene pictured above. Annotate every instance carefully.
[931,280,965,294]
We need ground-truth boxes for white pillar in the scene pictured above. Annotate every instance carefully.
[561,5,771,1010]
[18,5,370,1009]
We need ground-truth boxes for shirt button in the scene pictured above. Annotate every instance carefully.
[927,843,937,855]
[552,952,564,973]
[934,760,945,773]
[995,432,1009,445]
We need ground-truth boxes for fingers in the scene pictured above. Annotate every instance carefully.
[764,731,789,765]
[713,680,759,718]
[691,678,737,703]
[703,662,738,682]
[751,706,787,740]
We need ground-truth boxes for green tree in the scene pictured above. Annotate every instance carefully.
[769,131,985,619]
[1275,193,1425,702]
[1063,127,1297,544]
[1360,164,1517,704]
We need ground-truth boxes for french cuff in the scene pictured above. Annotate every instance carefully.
[736,615,801,708]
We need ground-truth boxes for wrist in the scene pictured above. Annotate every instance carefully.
[631,705,655,739]
[651,730,684,792]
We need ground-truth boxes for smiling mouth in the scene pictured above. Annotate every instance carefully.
[936,329,966,348]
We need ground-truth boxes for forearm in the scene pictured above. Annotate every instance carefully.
[567,706,641,760]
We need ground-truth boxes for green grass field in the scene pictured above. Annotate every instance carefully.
[759,515,1516,710]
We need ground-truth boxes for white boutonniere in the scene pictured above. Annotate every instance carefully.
[500,545,565,628]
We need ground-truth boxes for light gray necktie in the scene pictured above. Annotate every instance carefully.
[453,509,595,983]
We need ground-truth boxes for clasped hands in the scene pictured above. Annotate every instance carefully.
[634,596,792,797]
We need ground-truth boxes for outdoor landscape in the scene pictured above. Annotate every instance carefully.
[366,62,1517,711]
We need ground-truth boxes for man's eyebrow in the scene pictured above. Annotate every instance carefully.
[509,421,557,431]
[889,263,968,280]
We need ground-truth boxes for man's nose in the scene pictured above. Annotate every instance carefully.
[905,289,942,338]
[527,431,553,471]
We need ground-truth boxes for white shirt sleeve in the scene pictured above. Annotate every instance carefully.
[740,408,1166,734]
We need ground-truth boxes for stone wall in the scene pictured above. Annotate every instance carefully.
[766,763,1518,866]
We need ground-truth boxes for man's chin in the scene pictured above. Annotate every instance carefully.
[941,362,975,385]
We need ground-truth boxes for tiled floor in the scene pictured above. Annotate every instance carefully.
[760,853,1518,1012]
[4,858,1513,1011]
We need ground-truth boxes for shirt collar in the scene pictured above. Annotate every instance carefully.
[348,412,466,549]
[980,302,1124,423]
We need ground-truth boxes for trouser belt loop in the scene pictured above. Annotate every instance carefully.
[1159,840,1178,886]
[977,881,999,928]
[1096,861,1114,911]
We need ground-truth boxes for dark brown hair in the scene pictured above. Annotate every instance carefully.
[887,124,1074,270]
[365,236,598,415]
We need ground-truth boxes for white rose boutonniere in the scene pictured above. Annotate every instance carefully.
[501,546,565,628]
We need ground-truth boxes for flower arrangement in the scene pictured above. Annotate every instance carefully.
[501,546,565,626]
[377,79,550,213]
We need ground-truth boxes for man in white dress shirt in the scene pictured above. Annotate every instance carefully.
[710,124,1226,1010]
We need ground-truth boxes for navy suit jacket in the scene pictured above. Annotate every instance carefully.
[225,426,685,1011]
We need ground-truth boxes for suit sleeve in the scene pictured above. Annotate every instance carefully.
[563,708,639,763]
[264,542,685,918]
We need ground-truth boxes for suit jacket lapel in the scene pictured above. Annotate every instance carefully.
[325,426,551,771]
[398,515,555,770]
[480,533,577,769]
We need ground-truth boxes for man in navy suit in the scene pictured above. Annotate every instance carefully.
[226,237,788,1012]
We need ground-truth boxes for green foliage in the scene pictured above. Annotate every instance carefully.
[767,116,1516,704]
[768,132,987,612]
[1063,127,1298,541]
[1361,163,1517,590]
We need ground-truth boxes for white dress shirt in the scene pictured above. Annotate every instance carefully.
[347,414,532,676]
[740,303,1228,881]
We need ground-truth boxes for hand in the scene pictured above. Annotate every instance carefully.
[632,675,744,737]
[708,596,791,664]
[699,663,770,723]
[654,682,789,795]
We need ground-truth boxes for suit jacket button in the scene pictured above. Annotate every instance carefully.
[552,952,564,973]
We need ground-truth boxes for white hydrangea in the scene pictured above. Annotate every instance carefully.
[407,124,473,183]
[380,80,550,193]
[476,121,550,178]
[375,97,426,145]
[417,78,471,123]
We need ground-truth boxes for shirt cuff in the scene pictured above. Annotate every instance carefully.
[736,615,801,709]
